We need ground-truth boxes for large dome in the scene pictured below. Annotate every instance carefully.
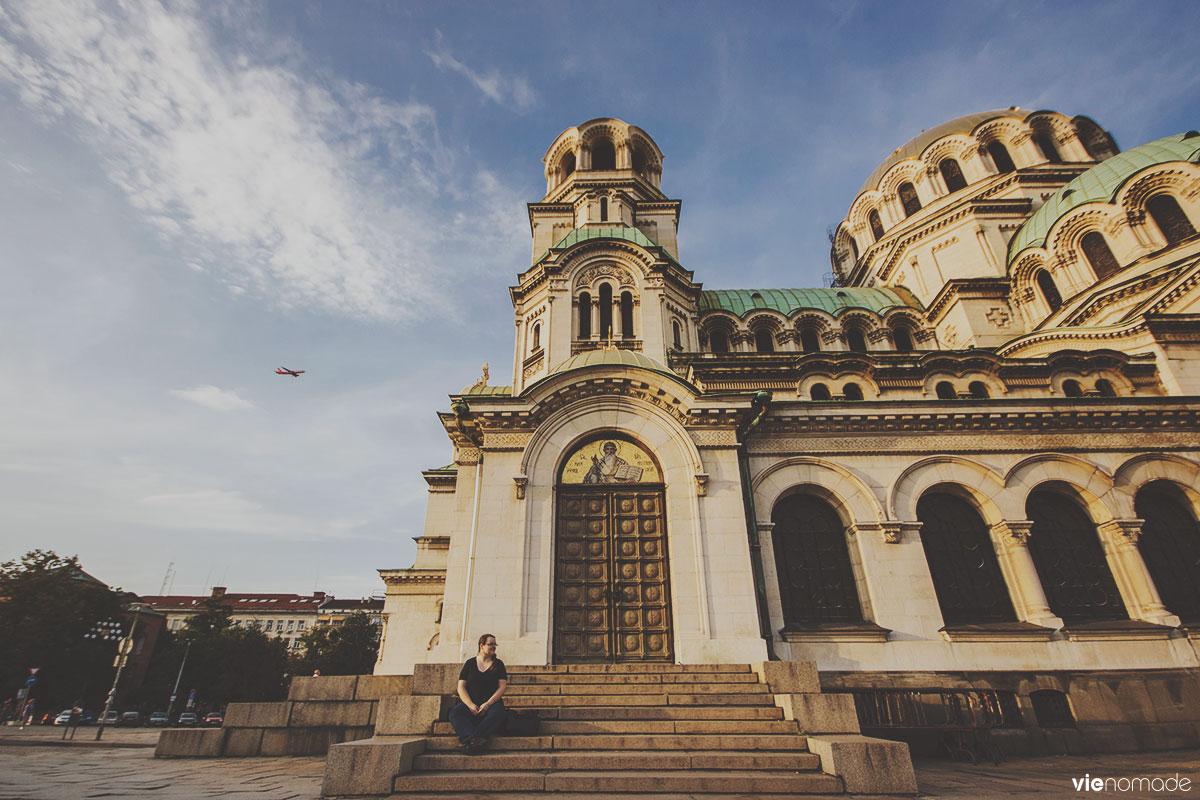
[1007,131,1200,264]
[857,108,1031,196]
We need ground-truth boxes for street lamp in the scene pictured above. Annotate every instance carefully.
[94,603,148,741]
[165,639,191,721]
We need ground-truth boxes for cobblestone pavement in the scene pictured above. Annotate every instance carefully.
[1,727,1198,799]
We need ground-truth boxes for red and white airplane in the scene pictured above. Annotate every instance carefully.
[276,367,306,377]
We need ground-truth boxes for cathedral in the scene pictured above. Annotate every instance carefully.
[376,111,1200,751]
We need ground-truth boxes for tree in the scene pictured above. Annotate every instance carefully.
[290,613,380,676]
[0,550,130,712]
[162,602,289,710]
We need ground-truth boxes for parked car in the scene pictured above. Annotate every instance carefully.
[101,710,119,726]
[149,711,169,727]
[176,712,199,727]
[201,712,223,728]
[53,710,74,725]
[118,711,142,727]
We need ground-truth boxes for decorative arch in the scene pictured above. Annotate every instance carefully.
[572,261,639,291]
[753,458,884,527]
[559,242,656,279]
[1002,454,1115,523]
[1110,454,1200,518]
[889,456,1007,524]
[878,160,926,202]
[1117,164,1200,225]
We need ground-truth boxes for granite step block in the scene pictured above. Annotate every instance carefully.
[539,769,844,794]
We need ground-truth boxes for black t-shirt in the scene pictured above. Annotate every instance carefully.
[458,657,507,705]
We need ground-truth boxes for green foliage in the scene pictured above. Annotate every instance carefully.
[289,612,380,676]
[0,550,129,711]
[167,615,289,710]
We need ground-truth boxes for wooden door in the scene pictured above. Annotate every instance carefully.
[554,486,673,662]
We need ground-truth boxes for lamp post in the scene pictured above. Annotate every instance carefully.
[95,603,147,741]
[165,639,191,722]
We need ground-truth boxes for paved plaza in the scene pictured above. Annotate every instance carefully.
[1,727,1198,798]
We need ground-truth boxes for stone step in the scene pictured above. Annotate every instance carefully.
[433,719,799,736]
[507,672,761,685]
[512,664,753,675]
[393,769,843,795]
[506,682,768,696]
[506,693,773,708]
[548,705,784,720]
[424,733,809,752]
[412,749,821,772]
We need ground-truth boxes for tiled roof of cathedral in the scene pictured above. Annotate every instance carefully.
[463,384,513,396]
[699,287,922,318]
[533,226,682,267]
[1008,132,1200,264]
[858,108,1031,195]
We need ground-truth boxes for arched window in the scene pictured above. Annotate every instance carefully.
[1025,489,1127,623]
[846,328,867,353]
[987,141,1016,173]
[917,492,1017,624]
[898,182,921,217]
[754,328,774,353]
[810,383,831,401]
[671,320,682,350]
[600,197,608,222]
[599,283,613,340]
[1062,379,1083,398]
[1147,194,1196,245]
[936,381,956,400]
[1095,379,1116,397]
[578,292,591,338]
[1135,482,1200,623]
[848,236,859,262]
[771,494,864,626]
[968,381,990,399]
[590,138,616,170]
[709,329,729,353]
[1035,269,1062,312]
[939,158,967,192]
[531,322,541,351]
[1081,231,1120,280]
[560,151,576,178]
[620,291,634,338]
[631,147,648,177]
[800,328,820,353]
[843,383,864,401]
[892,327,914,352]
[1033,132,1062,163]
[868,209,885,241]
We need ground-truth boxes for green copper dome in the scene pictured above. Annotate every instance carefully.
[1008,132,1200,265]
[533,226,681,267]
[699,287,923,318]
[552,348,674,375]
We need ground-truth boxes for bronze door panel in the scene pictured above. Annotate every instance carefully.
[555,487,672,662]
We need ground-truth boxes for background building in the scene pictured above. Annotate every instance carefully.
[142,587,327,650]
[377,113,1200,752]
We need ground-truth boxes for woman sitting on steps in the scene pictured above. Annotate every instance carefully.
[449,633,508,754]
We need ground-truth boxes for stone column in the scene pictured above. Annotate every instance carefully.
[613,299,623,339]
[756,522,784,639]
[989,521,1063,629]
[591,301,600,341]
[1098,519,1181,626]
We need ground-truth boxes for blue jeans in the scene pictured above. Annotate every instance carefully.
[448,699,507,743]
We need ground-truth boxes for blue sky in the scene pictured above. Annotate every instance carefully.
[1,0,1197,599]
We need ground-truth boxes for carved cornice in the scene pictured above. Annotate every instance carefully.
[1099,518,1144,544]
[926,278,1012,324]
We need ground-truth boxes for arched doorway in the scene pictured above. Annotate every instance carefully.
[554,435,673,662]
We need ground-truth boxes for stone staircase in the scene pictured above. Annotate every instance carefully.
[323,662,916,798]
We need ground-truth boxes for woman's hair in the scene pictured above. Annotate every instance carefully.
[477,633,496,650]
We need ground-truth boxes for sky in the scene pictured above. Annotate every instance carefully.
[1,0,1198,600]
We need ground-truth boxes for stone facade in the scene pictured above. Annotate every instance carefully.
[376,113,1200,750]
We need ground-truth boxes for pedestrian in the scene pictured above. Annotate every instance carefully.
[448,633,507,754]
[312,669,321,677]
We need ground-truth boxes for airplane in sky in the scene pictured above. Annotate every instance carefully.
[275,367,305,377]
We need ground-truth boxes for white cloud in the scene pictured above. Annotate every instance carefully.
[0,0,458,322]
[169,385,253,412]
[425,30,537,111]
[137,489,304,537]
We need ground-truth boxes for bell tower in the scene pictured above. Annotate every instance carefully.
[509,119,698,393]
